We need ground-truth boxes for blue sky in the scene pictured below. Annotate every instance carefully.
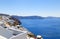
[0,0,60,17]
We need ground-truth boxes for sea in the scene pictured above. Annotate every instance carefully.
[19,19,60,39]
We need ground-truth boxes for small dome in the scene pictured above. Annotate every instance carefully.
[37,35,42,38]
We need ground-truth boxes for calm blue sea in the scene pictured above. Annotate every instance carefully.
[20,19,60,39]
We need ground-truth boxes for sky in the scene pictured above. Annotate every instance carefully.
[0,0,60,17]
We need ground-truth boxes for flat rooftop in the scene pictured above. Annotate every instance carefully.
[0,26,27,39]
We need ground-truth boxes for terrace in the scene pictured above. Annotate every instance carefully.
[0,26,27,39]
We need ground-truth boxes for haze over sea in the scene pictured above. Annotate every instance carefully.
[20,18,60,39]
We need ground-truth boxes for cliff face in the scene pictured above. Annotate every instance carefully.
[11,16,21,25]
[0,14,36,38]
[0,14,21,27]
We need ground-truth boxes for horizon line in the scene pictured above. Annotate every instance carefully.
[0,13,60,17]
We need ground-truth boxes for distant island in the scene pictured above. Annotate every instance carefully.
[12,15,60,19]
[12,16,44,19]
[0,14,60,19]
